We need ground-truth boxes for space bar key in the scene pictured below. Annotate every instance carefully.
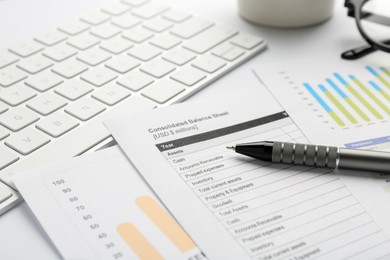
[183,25,238,54]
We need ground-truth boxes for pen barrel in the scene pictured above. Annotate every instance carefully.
[272,142,338,168]
[338,148,390,173]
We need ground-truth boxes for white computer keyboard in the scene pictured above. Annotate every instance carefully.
[0,0,266,214]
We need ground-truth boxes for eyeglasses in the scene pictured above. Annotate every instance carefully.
[342,0,390,60]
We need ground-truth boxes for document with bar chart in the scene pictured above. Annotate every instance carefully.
[13,146,204,260]
[255,59,390,149]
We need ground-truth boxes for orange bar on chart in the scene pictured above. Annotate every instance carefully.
[136,195,196,252]
[117,223,163,260]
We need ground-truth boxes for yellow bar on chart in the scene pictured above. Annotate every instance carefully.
[136,195,196,252]
[117,223,163,260]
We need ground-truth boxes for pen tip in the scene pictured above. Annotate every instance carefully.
[226,146,235,151]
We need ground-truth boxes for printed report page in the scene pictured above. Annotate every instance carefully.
[105,87,390,260]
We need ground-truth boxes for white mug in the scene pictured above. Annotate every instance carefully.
[238,0,336,28]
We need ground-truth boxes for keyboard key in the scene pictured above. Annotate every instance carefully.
[54,79,93,100]
[183,25,238,54]
[0,102,8,114]
[140,59,175,78]
[51,59,88,78]
[36,112,79,137]
[0,125,10,140]
[25,71,64,92]
[0,51,19,69]
[65,97,106,121]
[77,48,112,66]
[100,36,133,54]
[117,71,154,91]
[0,147,19,170]
[170,66,206,86]
[80,11,110,25]
[162,48,196,65]
[192,55,226,73]
[81,67,117,87]
[34,31,68,46]
[17,55,53,74]
[90,23,122,39]
[0,66,27,87]
[122,27,154,43]
[128,44,161,61]
[27,93,67,115]
[0,107,39,131]
[220,47,245,61]
[132,2,170,19]
[163,9,192,23]
[111,14,142,29]
[101,3,130,16]
[142,79,184,104]
[150,34,182,50]
[143,18,173,32]
[170,17,214,39]
[5,128,50,155]
[43,44,78,62]
[230,33,263,50]
[92,83,130,105]
[58,20,90,36]
[67,33,101,50]
[122,0,149,6]
[105,55,140,73]
[9,40,44,57]
[0,83,37,106]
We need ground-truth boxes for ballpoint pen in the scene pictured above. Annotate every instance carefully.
[227,141,390,174]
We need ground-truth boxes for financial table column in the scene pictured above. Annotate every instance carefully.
[159,122,390,259]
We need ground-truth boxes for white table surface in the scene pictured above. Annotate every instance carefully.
[0,0,373,258]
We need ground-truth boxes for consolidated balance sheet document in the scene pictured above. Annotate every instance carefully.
[106,87,390,260]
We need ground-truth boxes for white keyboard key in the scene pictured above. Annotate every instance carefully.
[51,59,88,78]
[0,147,19,170]
[142,79,184,104]
[0,125,10,140]
[5,128,50,155]
[100,37,133,54]
[163,9,192,23]
[58,20,90,36]
[17,55,53,74]
[0,184,12,203]
[183,25,238,54]
[43,44,78,62]
[80,11,110,25]
[0,83,37,106]
[122,27,154,43]
[81,67,117,87]
[27,93,67,115]
[36,112,79,137]
[140,59,175,78]
[90,23,122,39]
[170,66,206,86]
[0,51,19,69]
[0,66,27,87]
[34,31,68,46]
[105,55,140,73]
[55,79,93,100]
[67,33,101,50]
[132,2,170,19]
[25,71,64,92]
[0,107,39,131]
[128,44,161,61]
[112,14,142,29]
[117,71,154,91]
[65,97,106,121]
[143,18,173,32]
[101,3,130,16]
[230,33,264,50]
[162,48,196,65]
[170,17,214,39]
[192,55,226,73]
[220,47,245,61]
[9,40,44,57]
[122,0,149,6]
[150,34,182,50]
[0,102,8,114]
[77,48,112,66]
[92,83,130,105]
